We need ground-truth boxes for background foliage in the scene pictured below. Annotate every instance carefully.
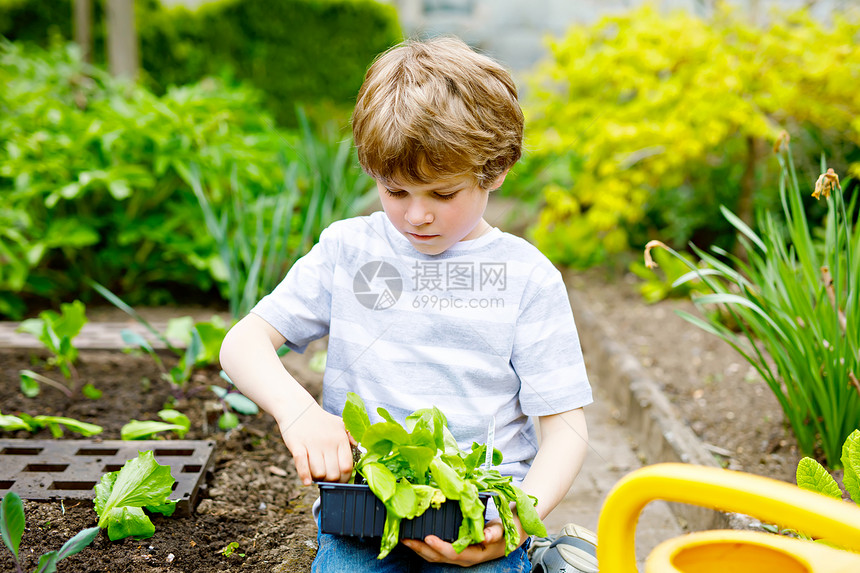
[0,0,402,126]
[0,40,374,318]
[520,4,860,267]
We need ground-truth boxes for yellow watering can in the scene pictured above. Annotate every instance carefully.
[596,463,860,572]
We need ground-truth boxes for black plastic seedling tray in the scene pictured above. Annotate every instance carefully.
[318,482,491,541]
[0,439,215,516]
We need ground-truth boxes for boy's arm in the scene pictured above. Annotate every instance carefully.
[520,406,589,520]
[219,313,354,485]
[403,407,588,565]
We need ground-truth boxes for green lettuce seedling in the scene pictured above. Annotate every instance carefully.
[0,411,102,438]
[16,301,100,399]
[342,392,547,559]
[93,450,177,541]
[121,409,191,440]
[1,491,99,573]
[211,371,260,430]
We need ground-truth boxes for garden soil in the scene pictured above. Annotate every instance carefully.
[0,270,801,572]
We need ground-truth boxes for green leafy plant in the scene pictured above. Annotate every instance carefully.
[797,429,860,504]
[181,108,376,319]
[1,491,99,573]
[121,409,190,440]
[646,143,859,465]
[0,410,102,438]
[764,429,860,540]
[15,300,99,398]
[211,371,259,431]
[93,450,177,541]
[219,541,245,557]
[92,280,230,397]
[0,41,320,315]
[342,393,546,559]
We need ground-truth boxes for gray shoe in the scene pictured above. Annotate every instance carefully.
[529,523,598,573]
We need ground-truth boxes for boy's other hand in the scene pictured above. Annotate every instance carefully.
[401,518,526,566]
[277,404,355,486]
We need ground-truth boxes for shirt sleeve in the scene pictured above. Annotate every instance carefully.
[510,268,593,416]
[250,224,338,353]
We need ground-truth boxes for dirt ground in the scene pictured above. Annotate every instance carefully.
[0,269,802,571]
[0,345,324,573]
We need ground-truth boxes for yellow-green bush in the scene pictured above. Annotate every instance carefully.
[523,4,860,267]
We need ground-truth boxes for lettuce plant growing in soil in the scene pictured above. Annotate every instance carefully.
[1,491,99,573]
[94,450,177,541]
[121,409,191,440]
[16,300,101,399]
[0,411,102,437]
[342,393,547,559]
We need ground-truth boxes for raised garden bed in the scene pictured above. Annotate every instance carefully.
[0,346,320,572]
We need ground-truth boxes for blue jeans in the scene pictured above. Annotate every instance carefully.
[312,528,531,572]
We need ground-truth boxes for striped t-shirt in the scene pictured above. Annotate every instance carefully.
[252,211,592,481]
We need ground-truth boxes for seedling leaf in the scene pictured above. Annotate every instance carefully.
[19,371,41,398]
[33,550,58,573]
[164,317,194,346]
[210,385,228,399]
[94,450,176,540]
[157,409,190,434]
[218,412,239,430]
[512,487,547,537]
[104,506,155,541]
[194,321,227,365]
[145,502,177,517]
[51,301,87,340]
[343,392,370,443]
[81,384,103,400]
[33,416,103,437]
[796,457,842,499]
[121,421,187,440]
[0,412,33,432]
[224,393,259,415]
[1,491,25,559]
[121,329,153,353]
[841,430,860,503]
[55,526,99,561]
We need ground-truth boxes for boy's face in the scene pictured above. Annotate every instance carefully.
[377,173,504,256]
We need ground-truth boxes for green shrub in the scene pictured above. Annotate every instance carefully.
[0,0,71,44]
[1,0,402,126]
[522,4,860,267]
[0,40,374,318]
[183,0,402,125]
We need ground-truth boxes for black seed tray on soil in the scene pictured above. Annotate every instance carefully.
[0,439,215,516]
[318,482,491,541]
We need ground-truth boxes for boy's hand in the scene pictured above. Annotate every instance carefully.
[401,517,527,566]
[277,403,355,486]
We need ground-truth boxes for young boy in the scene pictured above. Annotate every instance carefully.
[219,36,592,571]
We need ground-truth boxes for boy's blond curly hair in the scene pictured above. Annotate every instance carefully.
[352,36,524,190]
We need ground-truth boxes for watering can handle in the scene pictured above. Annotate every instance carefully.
[596,463,860,573]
